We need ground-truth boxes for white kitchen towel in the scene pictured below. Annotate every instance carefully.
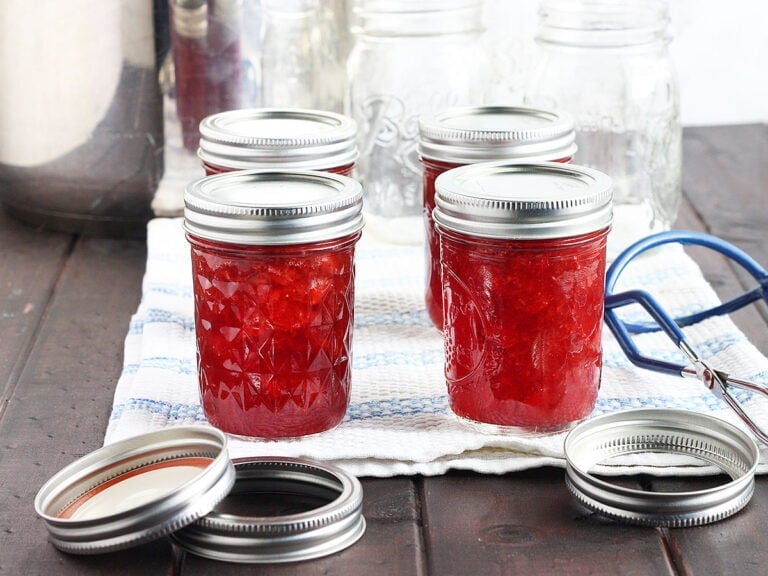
[104,217,768,477]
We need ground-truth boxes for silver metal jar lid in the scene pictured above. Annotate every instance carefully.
[433,161,612,239]
[183,169,365,245]
[418,106,576,164]
[198,108,358,171]
[34,426,235,554]
[564,409,759,527]
[170,457,366,564]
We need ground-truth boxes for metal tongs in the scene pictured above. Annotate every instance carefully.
[604,230,768,444]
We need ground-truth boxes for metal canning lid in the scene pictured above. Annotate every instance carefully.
[564,409,759,527]
[198,108,358,171]
[433,161,613,239]
[34,426,235,554]
[418,106,577,164]
[183,169,365,245]
[170,457,366,564]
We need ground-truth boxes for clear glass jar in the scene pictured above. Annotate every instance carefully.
[184,170,364,439]
[169,0,244,151]
[526,0,681,258]
[260,0,350,114]
[346,0,488,244]
[198,108,358,176]
[434,161,613,434]
[418,105,576,331]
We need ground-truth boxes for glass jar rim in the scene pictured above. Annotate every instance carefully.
[536,0,671,48]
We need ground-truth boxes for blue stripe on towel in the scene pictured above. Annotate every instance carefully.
[121,357,197,376]
[355,309,432,328]
[353,349,444,370]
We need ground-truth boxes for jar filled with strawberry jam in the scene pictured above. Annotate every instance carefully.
[184,170,364,439]
[418,106,576,330]
[198,108,358,176]
[433,161,612,434]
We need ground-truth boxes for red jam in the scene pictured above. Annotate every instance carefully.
[439,228,608,432]
[423,156,572,330]
[202,161,355,177]
[188,234,360,439]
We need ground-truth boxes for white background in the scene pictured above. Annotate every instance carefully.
[484,0,768,127]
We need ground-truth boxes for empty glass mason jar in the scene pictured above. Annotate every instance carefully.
[526,0,681,258]
[346,0,487,244]
[260,0,350,114]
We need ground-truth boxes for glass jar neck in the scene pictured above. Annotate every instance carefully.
[536,0,670,48]
[352,0,483,37]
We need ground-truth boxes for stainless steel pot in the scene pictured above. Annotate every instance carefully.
[0,0,164,236]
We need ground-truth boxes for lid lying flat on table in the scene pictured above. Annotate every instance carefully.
[419,105,577,164]
[564,409,759,527]
[198,108,358,170]
[34,426,235,554]
[170,457,366,564]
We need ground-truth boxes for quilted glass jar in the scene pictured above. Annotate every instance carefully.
[184,170,364,439]
[434,161,612,434]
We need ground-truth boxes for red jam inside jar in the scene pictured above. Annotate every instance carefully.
[184,170,364,439]
[198,108,358,177]
[433,161,612,434]
[203,161,354,177]
[188,235,359,438]
[418,106,576,331]
[439,228,608,432]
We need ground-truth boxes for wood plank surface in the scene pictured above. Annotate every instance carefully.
[0,124,767,576]
[0,212,73,414]
[422,469,672,576]
[678,123,768,353]
[0,234,148,575]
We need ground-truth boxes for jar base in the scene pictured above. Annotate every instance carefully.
[455,414,581,437]
[220,422,343,443]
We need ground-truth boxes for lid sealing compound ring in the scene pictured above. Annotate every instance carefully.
[564,409,759,527]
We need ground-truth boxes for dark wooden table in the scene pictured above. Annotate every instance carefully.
[1,124,767,576]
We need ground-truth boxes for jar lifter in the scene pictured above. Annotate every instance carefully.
[603,229,768,443]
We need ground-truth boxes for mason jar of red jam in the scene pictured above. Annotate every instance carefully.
[183,169,364,439]
[433,161,612,435]
[418,106,576,331]
[198,108,358,176]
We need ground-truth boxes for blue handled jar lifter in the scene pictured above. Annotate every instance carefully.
[604,230,768,444]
